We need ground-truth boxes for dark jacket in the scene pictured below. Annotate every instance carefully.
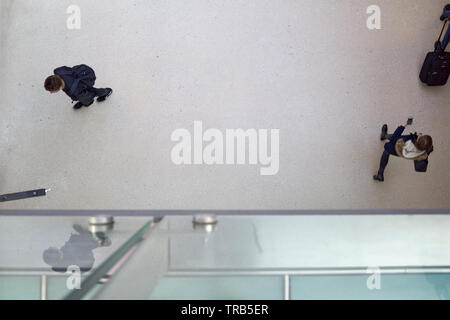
[54,65,97,106]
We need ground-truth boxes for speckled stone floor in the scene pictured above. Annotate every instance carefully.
[1,0,449,210]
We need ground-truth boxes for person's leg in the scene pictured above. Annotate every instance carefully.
[373,151,390,182]
[380,124,388,141]
[74,88,111,109]
[74,88,98,109]
[92,87,113,102]
[73,100,94,109]
[380,124,394,141]
[92,88,108,97]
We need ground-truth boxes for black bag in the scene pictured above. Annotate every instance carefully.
[420,20,450,86]
[414,159,428,172]
[414,146,433,173]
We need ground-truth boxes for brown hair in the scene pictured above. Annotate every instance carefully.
[44,75,63,92]
[416,135,433,151]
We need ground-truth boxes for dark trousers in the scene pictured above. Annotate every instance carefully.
[377,151,390,176]
[377,134,393,176]
[80,87,110,107]
[92,87,110,98]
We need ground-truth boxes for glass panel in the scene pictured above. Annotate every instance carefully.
[149,276,284,300]
[0,276,41,300]
[0,216,152,300]
[4,214,450,299]
[166,215,450,270]
[65,218,153,300]
[93,214,450,300]
[291,274,450,300]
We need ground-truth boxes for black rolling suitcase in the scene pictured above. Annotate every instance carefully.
[420,20,450,86]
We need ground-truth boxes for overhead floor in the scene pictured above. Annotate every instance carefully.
[1,0,449,210]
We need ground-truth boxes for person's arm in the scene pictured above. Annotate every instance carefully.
[53,66,71,76]
[404,132,418,142]
[390,125,406,141]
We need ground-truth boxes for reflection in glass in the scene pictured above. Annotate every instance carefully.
[42,224,111,273]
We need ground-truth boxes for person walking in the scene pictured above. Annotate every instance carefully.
[373,122,433,182]
[44,64,113,110]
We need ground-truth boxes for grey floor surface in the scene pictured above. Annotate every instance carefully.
[1,0,449,210]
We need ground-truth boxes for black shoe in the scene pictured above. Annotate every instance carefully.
[97,88,113,102]
[73,102,83,110]
[373,174,384,182]
[380,124,388,141]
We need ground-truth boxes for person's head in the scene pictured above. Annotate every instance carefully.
[415,133,433,152]
[44,75,64,93]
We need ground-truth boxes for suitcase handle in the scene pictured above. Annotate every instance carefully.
[435,19,449,52]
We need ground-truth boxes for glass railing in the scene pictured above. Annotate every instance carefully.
[2,212,450,300]
[0,216,153,300]
[85,214,450,300]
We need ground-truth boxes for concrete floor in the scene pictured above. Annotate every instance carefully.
[0,0,449,210]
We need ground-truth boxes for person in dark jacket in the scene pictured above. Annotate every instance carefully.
[44,64,113,110]
[373,123,433,182]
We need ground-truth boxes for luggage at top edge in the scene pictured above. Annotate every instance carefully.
[420,19,450,86]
